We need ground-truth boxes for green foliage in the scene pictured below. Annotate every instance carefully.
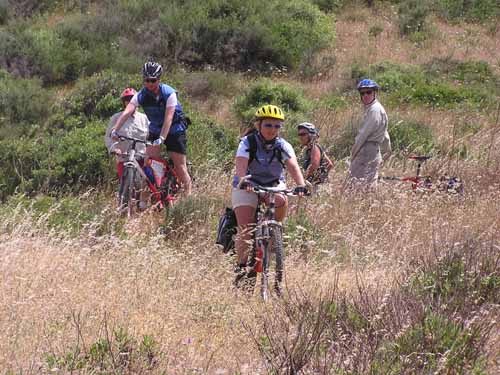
[0,0,8,25]
[0,121,111,199]
[126,0,335,71]
[234,79,312,124]
[373,312,486,374]
[389,119,435,154]
[351,60,497,108]
[44,326,160,372]
[437,0,500,21]
[164,195,224,235]
[311,0,344,12]
[369,23,384,37]
[3,193,125,235]
[0,71,51,138]
[329,121,357,159]
[398,0,430,36]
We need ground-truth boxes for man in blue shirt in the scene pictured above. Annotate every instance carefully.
[112,61,192,196]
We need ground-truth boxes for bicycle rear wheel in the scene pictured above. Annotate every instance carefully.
[119,167,139,217]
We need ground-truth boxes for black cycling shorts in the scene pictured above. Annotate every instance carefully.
[148,131,188,155]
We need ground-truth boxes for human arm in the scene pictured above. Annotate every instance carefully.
[381,131,392,161]
[304,144,321,179]
[111,102,137,138]
[156,93,178,143]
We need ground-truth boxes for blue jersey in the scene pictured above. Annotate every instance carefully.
[136,83,186,136]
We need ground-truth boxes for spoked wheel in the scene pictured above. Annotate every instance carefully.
[260,224,284,301]
[118,167,140,218]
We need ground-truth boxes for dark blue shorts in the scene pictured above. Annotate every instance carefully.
[148,131,187,155]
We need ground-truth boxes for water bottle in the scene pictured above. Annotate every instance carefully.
[143,166,155,185]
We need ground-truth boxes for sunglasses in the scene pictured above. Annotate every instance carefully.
[360,91,373,96]
[144,78,158,84]
[262,123,282,129]
[298,132,309,137]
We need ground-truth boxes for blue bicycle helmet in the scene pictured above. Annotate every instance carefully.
[357,78,380,91]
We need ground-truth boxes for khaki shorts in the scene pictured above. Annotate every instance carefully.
[231,188,258,209]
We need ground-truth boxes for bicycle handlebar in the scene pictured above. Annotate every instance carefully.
[116,134,153,146]
[237,175,312,196]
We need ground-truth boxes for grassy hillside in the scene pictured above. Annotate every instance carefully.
[0,0,499,373]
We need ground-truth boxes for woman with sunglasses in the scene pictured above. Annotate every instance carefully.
[349,79,391,189]
[231,104,306,288]
[297,122,333,185]
[111,61,192,196]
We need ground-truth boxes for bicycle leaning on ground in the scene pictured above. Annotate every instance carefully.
[113,135,180,217]
[379,155,464,194]
[237,175,310,300]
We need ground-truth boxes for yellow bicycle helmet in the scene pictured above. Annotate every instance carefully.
[255,105,285,121]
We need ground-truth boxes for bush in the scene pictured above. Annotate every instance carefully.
[0,0,8,25]
[233,79,312,124]
[437,0,500,21]
[311,0,344,12]
[351,61,496,108]
[133,0,334,71]
[389,118,435,154]
[0,71,51,138]
[251,239,497,373]
[0,121,110,199]
[398,0,430,36]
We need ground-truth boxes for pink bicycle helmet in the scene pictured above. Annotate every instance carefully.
[120,88,137,100]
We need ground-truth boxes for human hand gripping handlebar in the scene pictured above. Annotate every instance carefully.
[237,175,312,196]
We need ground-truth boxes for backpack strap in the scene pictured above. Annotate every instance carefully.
[246,132,258,165]
[246,132,288,167]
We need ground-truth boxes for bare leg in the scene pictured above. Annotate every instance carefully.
[169,151,192,196]
[234,205,256,266]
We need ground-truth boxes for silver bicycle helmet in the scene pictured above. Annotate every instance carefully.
[297,122,318,135]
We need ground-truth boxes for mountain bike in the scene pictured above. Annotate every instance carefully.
[238,175,310,300]
[114,135,180,217]
[380,155,464,194]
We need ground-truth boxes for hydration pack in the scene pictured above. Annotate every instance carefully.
[216,207,237,253]
[246,131,285,167]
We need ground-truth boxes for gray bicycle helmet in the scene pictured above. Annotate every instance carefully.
[297,122,318,135]
[142,61,163,78]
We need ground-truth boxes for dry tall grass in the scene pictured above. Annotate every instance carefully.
[1,161,498,373]
[2,4,500,374]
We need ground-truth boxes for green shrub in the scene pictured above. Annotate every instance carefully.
[311,0,344,12]
[437,0,500,21]
[44,325,160,372]
[351,61,496,108]
[389,118,435,154]
[0,121,110,199]
[0,0,8,25]
[233,79,312,124]
[0,71,51,138]
[369,23,384,37]
[137,0,334,71]
[373,311,486,374]
[398,0,430,36]
[186,113,239,169]
[329,121,357,159]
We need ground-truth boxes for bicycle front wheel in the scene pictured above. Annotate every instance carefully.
[270,224,284,296]
[119,167,139,217]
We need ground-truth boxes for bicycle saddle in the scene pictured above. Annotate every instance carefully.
[409,155,431,162]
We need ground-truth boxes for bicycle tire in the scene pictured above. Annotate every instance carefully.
[270,224,284,296]
[119,167,139,217]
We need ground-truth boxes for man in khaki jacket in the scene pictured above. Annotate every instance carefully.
[349,79,391,189]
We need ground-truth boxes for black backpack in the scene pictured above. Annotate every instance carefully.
[216,207,237,253]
